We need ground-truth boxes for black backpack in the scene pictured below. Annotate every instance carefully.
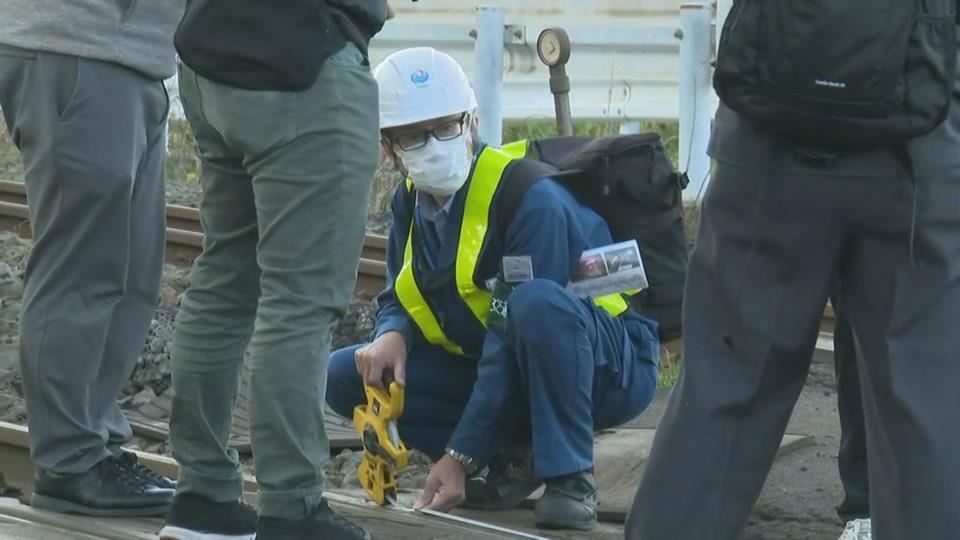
[714,0,958,149]
[495,134,689,343]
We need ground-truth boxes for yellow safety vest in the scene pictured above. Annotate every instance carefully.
[395,144,634,356]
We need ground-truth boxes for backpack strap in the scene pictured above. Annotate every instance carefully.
[494,158,560,241]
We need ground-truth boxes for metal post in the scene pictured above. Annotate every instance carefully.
[163,76,178,154]
[712,0,732,118]
[678,3,713,202]
[550,65,574,137]
[474,7,505,147]
[715,0,732,58]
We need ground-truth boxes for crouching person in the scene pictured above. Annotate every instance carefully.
[326,47,660,532]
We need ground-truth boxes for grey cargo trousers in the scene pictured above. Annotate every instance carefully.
[628,108,960,539]
[168,42,379,520]
[0,45,167,473]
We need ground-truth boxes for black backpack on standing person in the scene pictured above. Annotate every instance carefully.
[496,135,689,343]
[714,0,958,149]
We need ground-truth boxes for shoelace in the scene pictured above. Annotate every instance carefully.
[102,457,150,493]
[119,452,172,487]
[546,475,596,503]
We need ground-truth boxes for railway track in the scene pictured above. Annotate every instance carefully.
[0,421,621,539]
[0,180,388,298]
[0,179,838,342]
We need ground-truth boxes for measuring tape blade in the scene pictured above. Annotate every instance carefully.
[385,495,551,540]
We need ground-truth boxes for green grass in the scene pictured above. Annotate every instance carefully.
[5,117,679,178]
[657,348,682,389]
[165,119,201,184]
[162,117,680,213]
[4,117,686,231]
[502,118,680,168]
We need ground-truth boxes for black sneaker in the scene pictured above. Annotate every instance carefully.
[462,446,543,511]
[256,499,373,540]
[118,450,177,490]
[533,470,597,531]
[159,493,257,540]
[31,456,173,517]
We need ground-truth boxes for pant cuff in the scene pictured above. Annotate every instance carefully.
[175,467,245,504]
[257,486,326,520]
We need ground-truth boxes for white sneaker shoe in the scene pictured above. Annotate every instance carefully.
[838,518,872,540]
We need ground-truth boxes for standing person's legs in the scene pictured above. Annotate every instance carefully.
[625,157,849,539]
[840,165,960,540]
[161,63,264,540]
[326,344,478,461]
[168,63,262,506]
[831,292,870,523]
[223,42,378,520]
[97,86,168,461]
[0,46,167,473]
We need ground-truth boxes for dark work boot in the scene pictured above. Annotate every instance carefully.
[534,470,597,531]
[462,445,543,511]
[159,493,257,540]
[31,456,173,517]
[256,499,373,540]
[117,450,177,490]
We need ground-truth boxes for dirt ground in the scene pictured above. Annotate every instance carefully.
[743,362,848,540]
[631,361,848,540]
[1,228,849,539]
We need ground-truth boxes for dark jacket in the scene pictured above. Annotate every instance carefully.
[174,0,387,91]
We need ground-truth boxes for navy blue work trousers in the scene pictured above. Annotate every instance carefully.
[327,279,658,478]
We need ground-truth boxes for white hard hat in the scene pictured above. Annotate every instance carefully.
[373,47,478,130]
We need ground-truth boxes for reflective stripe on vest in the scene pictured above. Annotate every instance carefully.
[395,217,465,355]
[500,139,528,159]
[394,146,514,354]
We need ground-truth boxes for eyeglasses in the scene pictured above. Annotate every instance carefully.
[388,114,466,152]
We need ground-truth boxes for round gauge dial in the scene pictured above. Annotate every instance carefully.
[537,28,571,66]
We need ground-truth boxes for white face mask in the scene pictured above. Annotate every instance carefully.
[398,134,472,197]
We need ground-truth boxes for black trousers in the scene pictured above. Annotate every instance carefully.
[831,291,870,523]
[626,127,960,539]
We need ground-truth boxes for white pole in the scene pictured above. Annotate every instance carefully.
[715,0,732,57]
[474,6,505,147]
[712,0,732,118]
[678,3,713,202]
[163,77,177,154]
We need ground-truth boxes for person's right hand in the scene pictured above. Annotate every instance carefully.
[354,331,407,388]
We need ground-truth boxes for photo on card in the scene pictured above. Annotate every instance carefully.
[603,246,642,273]
[575,253,608,280]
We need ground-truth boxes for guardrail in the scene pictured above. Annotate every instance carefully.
[163,1,719,199]
[165,1,695,124]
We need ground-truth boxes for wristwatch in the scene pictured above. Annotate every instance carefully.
[445,447,479,475]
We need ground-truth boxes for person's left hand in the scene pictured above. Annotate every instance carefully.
[414,455,466,512]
